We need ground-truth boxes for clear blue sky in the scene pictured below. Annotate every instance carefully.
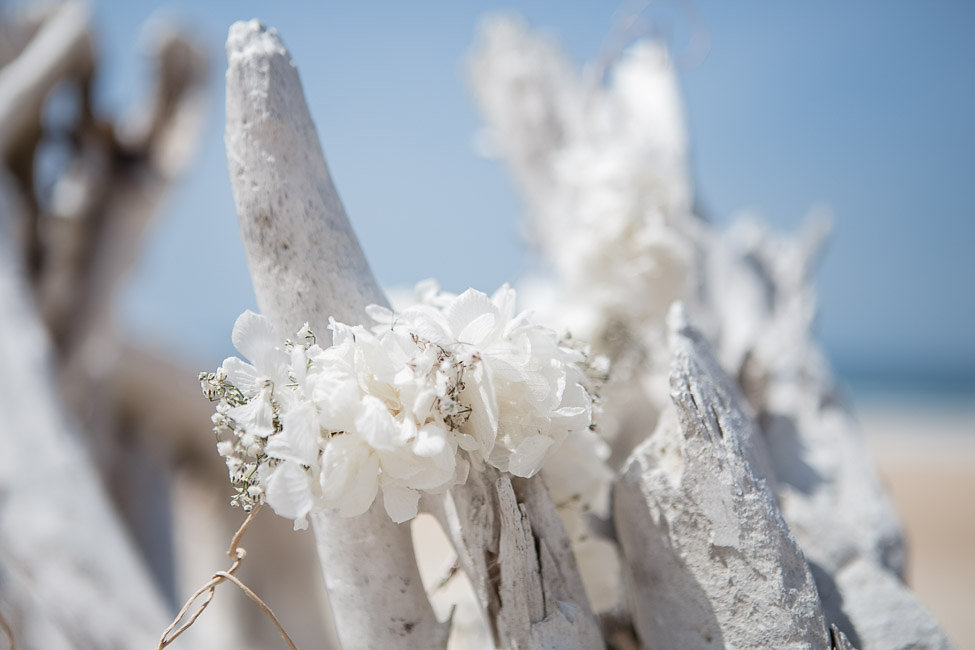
[78,1,974,391]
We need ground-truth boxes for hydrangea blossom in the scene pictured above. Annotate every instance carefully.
[201,284,603,527]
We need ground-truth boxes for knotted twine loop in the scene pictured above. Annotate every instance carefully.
[157,506,298,649]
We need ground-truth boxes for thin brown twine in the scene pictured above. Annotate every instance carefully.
[0,609,14,650]
[157,506,298,649]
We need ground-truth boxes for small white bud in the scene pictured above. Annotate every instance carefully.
[216,440,235,457]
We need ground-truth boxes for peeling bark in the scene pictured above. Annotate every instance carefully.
[432,468,603,649]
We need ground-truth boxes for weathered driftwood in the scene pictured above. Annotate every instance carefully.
[2,4,338,646]
[0,176,168,649]
[711,219,951,648]
[224,20,445,649]
[0,0,216,610]
[614,304,829,648]
[831,624,858,650]
[225,21,386,336]
[431,468,603,649]
[224,19,604,649]
[470,14,955,648]
[114,344,221,475]
[714,216,907,576]
[830,557,951,650]
[0,1,92,159]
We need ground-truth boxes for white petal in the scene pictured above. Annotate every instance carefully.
[456,433,480,451]
[412,387,437,419]
[226,388,275,438]
[445,288,496,340]
[310,365,360,432]
[265,462,315,522]
[381,484,420,523]
[354,396,400,451]
[320,435,380,517]
[460,362,498,455]
[454,457,470,486]
[377,446,423,481]
[406,459,456,491]
[490,283,517,321]
[329,319,357,347]
[231,310,278,364]
[290,346,308,386]
[266,401,320,466]
[365,303,395,328]
[457,312,496,346]
[221,357,261,397]
[413,425,447,457]
[507,434,554,478]
[401,310,452,347]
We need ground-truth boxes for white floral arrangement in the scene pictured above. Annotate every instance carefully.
[201,283,604,526]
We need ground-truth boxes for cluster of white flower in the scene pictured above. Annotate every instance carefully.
[471,17,696,346]
[202,284,601,526]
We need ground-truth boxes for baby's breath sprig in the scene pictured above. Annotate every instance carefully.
[200,370,277,511]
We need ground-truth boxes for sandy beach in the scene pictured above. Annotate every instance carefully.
[862,401,975,649]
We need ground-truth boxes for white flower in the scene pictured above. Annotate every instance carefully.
[204,283,602,525]
[266,461,316,530]
[390,285,595,479]
[222,310,290,396]
[319,433,380,518]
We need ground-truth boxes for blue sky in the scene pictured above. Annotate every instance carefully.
[77,1,975,390]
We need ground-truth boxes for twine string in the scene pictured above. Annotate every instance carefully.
[157,506,298,649]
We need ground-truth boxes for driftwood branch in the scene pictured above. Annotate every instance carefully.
[0,1,92,158]
[224,20,445,649]
[432,468,603,649]
[0,177,167,648]
[614,305,829,648]
[224,19,605,649]
[713,217,952,649]
[467,14,956,648]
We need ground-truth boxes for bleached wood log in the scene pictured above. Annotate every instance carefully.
[828,557,951,650]
[711,219,953,646]
[716,217,908,575]
[614,304,829,648]
[469,13,952,648]
[224,20,445,649]
[41,24,208,371]
[0,175,168,649]
[14,21,212,606]
[113,343,220,473]
[225,21,385,336]
[767,397,953,649]
[431,467,603,649]
[0,1,93,158]
[830,624,857,650]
